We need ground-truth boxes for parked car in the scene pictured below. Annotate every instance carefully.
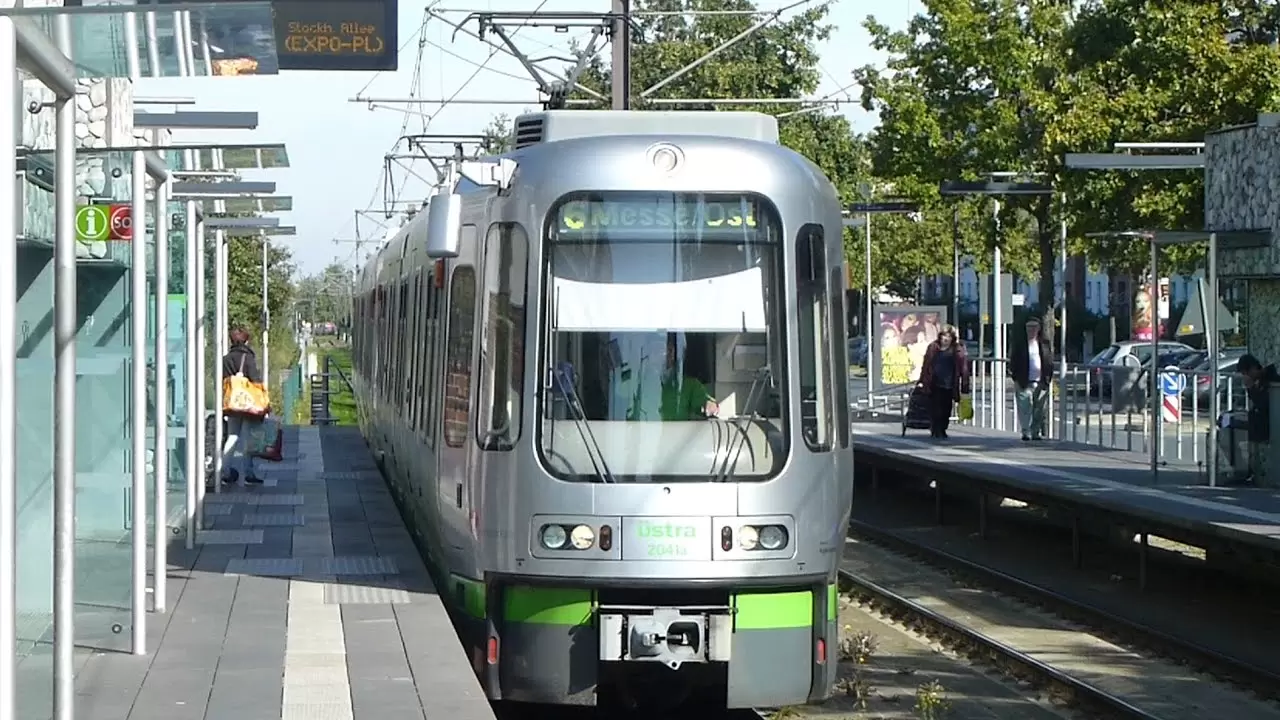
[1084,340,1196,397]
[1136,347,1202,389]
[1182,347,1248,411]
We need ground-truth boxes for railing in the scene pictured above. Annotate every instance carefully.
[851,358,1249,477]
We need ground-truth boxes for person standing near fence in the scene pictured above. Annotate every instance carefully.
[220,327,267,486]
[1011,317,1054,442]
[1233,354,1279,484]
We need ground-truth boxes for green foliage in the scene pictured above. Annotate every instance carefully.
[480,113,514,155]
[295,262,353,328]
[857,0,1280,316]
[480,0,894,286]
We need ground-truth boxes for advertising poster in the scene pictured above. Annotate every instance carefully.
[873,305,947,387]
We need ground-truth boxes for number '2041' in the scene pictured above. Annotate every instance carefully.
[647,543,688,558]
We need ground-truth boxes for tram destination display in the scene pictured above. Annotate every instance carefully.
[555,195,763,238]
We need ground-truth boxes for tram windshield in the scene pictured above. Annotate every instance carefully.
[538,192,789,483]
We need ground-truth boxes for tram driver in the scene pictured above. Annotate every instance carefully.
[659,332,720,421]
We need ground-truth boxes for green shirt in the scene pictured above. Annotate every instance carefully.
[624,372,712,421]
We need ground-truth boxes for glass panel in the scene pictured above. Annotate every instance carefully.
[830,266,850,449]
[41,1,281,78]
[539,192,788,483]
[478,223,529,450]
[203,196,293,214]
[443,267,477,448]
[796,224,831,451]
[196,144,289,170]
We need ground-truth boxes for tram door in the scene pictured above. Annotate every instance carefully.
[438,224,480,553]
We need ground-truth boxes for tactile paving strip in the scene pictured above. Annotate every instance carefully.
[318,556,399,575]
[241,512,306,527]
[323,582,413,605]
[225,557,305,576]
[197,529,264,545]
[318,471,381,481]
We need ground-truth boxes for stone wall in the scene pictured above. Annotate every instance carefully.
[1204,115,1280,278]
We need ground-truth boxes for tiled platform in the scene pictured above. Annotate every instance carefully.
[853,421,1280,553]
[70,425,496,720]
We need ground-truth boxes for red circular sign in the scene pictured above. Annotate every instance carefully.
[108,204,132,241]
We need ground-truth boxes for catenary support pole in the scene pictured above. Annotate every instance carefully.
[130,149,148,655]
[52,13,78,717]
[194,215,208,515]
[992,201,1004,432]
[610,0,630,109]
[0,18,18,720]
[152,177,169,612]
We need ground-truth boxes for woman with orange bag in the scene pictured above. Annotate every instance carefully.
[219,327,268,486]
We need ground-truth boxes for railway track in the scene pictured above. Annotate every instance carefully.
[843,518,1280,720]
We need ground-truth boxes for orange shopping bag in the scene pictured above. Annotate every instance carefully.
[223,355,269,417]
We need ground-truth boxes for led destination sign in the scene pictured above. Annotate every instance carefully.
[557,198,759,234]
[273,0,398,71]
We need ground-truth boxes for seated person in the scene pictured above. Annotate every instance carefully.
[660,333,719,420]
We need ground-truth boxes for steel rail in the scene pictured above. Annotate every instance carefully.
[838,562,1163,720]
[848,518,1280,702]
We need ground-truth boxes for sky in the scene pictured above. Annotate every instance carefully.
[141,0,916,276]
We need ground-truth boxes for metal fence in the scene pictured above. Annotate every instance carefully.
[851,358,1250,475]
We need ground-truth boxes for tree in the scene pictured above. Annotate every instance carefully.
[480,113,513,155]
[478,1,914,284]
[1056,0,1280,275]
[855,0,1075,324]
[295,262,354,327]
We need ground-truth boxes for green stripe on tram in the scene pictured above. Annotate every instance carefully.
[504,586,594,625]
[734,590,814,630]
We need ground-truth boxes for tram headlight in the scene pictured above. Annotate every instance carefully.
[759,525,788,551]
[738,525,759,551]
[540,524,568,550]
[569,524,595,550]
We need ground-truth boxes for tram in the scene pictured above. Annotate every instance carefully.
[350,109,853,709]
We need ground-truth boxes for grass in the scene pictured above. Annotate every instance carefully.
[318,343,358,425]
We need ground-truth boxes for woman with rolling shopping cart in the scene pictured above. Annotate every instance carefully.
[908,324,971,439]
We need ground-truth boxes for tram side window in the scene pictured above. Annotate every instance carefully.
[477,223,529,451]
[830,265,850,449]
[796,224,833,451]
[421,273,438,441]
[443,267,477,448]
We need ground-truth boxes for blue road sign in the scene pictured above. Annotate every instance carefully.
[1160,367,1186,396]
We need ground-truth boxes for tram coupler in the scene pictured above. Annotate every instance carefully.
[598,605,733,669]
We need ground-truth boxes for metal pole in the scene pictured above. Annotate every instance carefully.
[951,206,960,326]
[123,11,139,79]
[1207,233,1219,487]
[152,178,169,612]
[1150,238,1160,478]
[214,227,227,492]
[610,0,630,109]
[172,10,188,76]
[194,217,207,516]
[184,200,198,549]
[261,237,269,392]
[130,149,148,655]
[864,212,873,392]
[0,18,17,720]
[52,14,77,717]
[144,11,160,75]
[992,200,1004,431]
[1059,213,1068,441]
